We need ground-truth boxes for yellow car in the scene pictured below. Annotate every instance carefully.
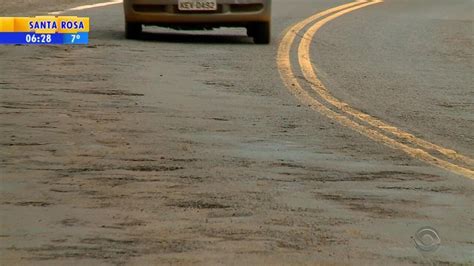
[123,0,272,44]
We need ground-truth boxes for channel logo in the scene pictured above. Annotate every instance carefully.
[0,16,89,45]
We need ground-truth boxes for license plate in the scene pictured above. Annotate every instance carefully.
[178,0,217,11]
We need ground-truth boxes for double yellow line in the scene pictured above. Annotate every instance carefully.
[277,0,474,179]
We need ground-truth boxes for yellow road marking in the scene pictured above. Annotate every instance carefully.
[298,1,474,167]
[277,0,474,179]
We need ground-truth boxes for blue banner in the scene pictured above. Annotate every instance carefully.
[0,32,88,45]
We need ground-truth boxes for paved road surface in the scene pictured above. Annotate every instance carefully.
[1,0,473,264]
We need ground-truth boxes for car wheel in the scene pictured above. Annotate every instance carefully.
[125,22,142,39]
[252,22,271,44]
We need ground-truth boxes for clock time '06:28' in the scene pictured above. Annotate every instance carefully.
[25,34,52,43]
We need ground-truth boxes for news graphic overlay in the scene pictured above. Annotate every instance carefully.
[0,16,89,45]
[413,226,441,253]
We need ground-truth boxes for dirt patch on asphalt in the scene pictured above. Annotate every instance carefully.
[1,2,473,264]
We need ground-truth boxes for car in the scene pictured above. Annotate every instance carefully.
[123,0,272,44]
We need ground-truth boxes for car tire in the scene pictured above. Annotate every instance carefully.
[246,26,255,38]
[125,22,142,39]
[251,22,271,44]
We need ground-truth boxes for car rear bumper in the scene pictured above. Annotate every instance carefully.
[124,0,271,25]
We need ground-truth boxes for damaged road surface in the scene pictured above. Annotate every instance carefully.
[0,0,473,264]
